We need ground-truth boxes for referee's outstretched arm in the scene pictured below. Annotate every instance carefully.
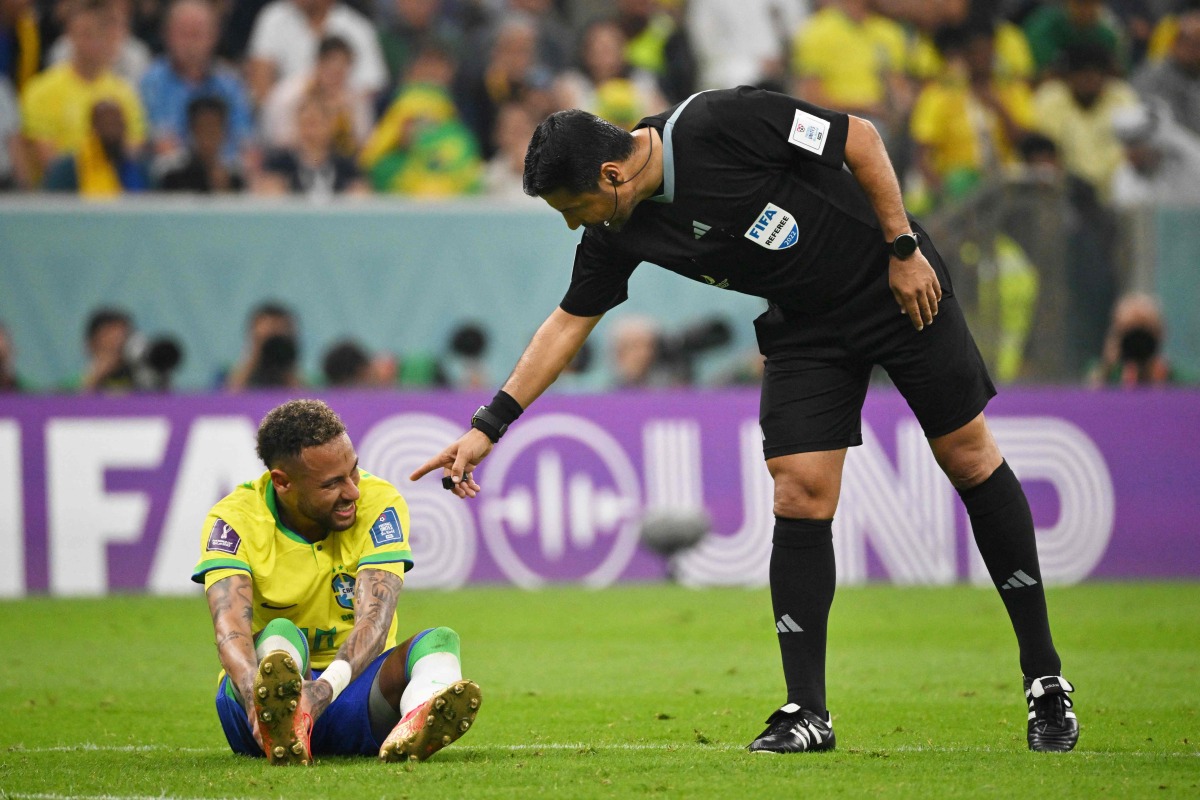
[843,115,942,331]
[409,307,602,497]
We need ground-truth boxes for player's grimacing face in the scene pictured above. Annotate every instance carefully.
[289,434,361,533]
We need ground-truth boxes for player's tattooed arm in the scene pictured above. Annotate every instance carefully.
[302,569,402,716]
[344,568,402,667]
[206,573,258,707]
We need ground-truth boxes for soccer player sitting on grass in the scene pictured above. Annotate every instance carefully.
[192,399,480,765]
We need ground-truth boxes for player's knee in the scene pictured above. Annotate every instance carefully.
[422,626,460,652]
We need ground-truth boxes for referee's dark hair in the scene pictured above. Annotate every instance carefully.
[256,399,347,468]
[523,109,635,197]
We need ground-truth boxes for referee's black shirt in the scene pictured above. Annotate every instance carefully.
[560,86,928,319]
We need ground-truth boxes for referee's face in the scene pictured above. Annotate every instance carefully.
[542,184,628,231]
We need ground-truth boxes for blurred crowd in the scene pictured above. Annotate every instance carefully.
[1,0,1195,391]
[0,288,1179,393]
[0,0,1198,204]
[0,297,765,392]
[0,301,502,391]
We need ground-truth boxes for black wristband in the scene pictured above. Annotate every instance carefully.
[487,390,524,426]
[471,390,524,444]
[471,406,507,443]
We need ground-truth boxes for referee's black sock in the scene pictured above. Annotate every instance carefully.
[958,460,1062,677]
[770,517,836,715]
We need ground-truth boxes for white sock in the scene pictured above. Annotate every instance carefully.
[256,634,304,672]
[399,652,462,716]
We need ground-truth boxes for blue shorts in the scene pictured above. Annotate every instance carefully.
[215,648,393,757]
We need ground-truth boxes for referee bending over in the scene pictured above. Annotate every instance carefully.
[412,86,1079,754]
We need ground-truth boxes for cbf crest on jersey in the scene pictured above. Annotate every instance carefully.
[206,518,241,555]
[744,203,799,250]
[332,572,355,609]
[370,507,405,547]
[788,108,829,155]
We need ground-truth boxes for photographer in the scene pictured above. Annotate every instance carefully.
[446,322,490,390]
[0,322,22,392]
[608,314,734,389]
[1089,292,1181,387]
[78,307,137,392]
[224,302,303,391]
[76,307,185,393]
[608,315,672,388]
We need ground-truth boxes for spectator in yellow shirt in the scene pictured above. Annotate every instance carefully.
[360,43,481,196]
[792,0,912,144]
[19,0,145,175]
[1033,42,1138,200]
[910,21,1036,206]
[904,2,1035,85]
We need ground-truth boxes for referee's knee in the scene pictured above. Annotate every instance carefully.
[774,497,838,519]
[772,477,840,519]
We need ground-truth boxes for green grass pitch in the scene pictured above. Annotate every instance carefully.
[0,582,1197,799]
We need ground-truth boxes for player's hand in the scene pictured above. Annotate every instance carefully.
[409,428,493,498]
[889,252,942,331]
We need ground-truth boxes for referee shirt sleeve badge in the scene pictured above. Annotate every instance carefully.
[788,109,830,155]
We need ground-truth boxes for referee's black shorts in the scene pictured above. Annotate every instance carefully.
[754,235,995,460]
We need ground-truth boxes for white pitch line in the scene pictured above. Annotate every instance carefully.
[3,794,238,800]
[4,745,222,754]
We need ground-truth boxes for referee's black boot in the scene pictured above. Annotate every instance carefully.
[1024,675,1079,752]
[747,704,836,753]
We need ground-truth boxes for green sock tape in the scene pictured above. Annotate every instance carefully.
[406,627,460,677]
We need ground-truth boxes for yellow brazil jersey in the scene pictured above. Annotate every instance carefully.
[792,7,907,109]
[910,75,1035,176]
[359,82,458,170]
[908,22,1035,83]
[19,63,146,154]
[191,471,413,669]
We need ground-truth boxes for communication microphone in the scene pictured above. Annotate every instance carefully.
[602,131,654,228]
[603,173,619,227]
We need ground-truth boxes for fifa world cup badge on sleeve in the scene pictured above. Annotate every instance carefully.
[206,519,242,554]
[370,508,405,547]
[788,109,829,155]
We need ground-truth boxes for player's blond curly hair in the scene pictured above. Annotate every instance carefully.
[256,399,347,468]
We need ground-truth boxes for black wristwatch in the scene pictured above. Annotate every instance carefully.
[889,232,920,259]
[471,405,508,443]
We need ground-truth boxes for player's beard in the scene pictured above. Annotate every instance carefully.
[299,495,357,533]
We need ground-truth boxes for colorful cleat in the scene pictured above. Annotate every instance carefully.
[253,650,312,766]
[379,680,482,763]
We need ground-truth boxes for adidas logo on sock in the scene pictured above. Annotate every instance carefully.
[1000,569,1039,590]
[776,614,803,633]
[693,220,711,239]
